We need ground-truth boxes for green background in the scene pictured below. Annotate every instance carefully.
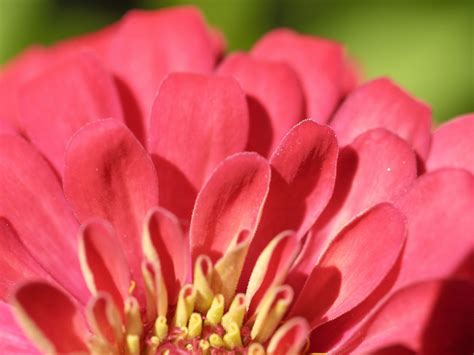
[1,0,472,122]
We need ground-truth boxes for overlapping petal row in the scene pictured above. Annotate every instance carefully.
[0,6,473,354]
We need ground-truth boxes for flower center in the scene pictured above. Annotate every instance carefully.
[84,241,297,354]
[94,253,292,354]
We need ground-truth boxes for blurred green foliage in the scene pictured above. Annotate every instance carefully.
[0,0,472,122]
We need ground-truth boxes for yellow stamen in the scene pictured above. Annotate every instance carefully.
[221,293,246,332]
[146,336,160,355]
[173,285,196,327]
[209,333,224,348]
[251,285,293,343]
[248,343,266,355]
[142,212,159,263]
[78,235,98,295]
[142,263,157,322]
[205,294,224,326]
[223,322,242,350]
[246,231,296,305]
[177,327,188,341]
[193,255,214,313]
[211,231,251,307]
[124,297,143,337]
[188,312,203,338]
[155,266,168,318]
[128,280,136,294]
[154,316,168,341]
[199,340,210,355]
[126,334,140,355]
[185,343,193,351]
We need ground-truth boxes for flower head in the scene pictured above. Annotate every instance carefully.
[0,6,473,354]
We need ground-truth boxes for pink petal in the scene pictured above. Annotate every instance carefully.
[12,281,88,354]
[426,113,474,174]
[267,317,310,355]
[338,279,474,354]
[107,7,217,140]
[309,170,474,350]
[79,220,130,309]
[0,219,51,300]
[393,168,474,290]
[19,52,123,174]
[290,128,417,291]
[86,293,122,346]
[290,203,406,329]
[63,120,159,291]
[251,29,350,123]
[0,46,49,133]
[0,301,40,354]
[246,231,300,317]
[190,152,271,264]
[149,73,249,223]
[144,208,189,304]
[217,52,305,157]
[243,120,338,284]
[0,135,87,303]
[330,77,432,159]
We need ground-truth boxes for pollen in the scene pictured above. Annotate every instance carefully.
[82,223,303,354]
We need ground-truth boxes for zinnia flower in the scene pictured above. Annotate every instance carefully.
[1,6,473,355]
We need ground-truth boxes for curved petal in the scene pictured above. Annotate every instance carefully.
[143,207,188,304]
[246,231,299,317]
[189,152,271,264]
[290,203,406,329]
[86,293,122,348]
[338,279,474,354]
[0,301,40,354]
[107,7,217,139]
[19,52,123,174]
[251,29,351,122]
[330,78,432,159]
[217,52,305,157]
[426,113,474,174]
[79,220,130,309]
[63,120,159,289]
[0,219,51,300]
[11,281,88,354]
[290,128,417,291]
[310,169,474,351]
[267,317,310,355]
[393,168,474,290]
[243,120,338,285]
[0,135,87,303]
[149,72,249,224]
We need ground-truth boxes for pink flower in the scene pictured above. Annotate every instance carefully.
[1,6,473,354]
